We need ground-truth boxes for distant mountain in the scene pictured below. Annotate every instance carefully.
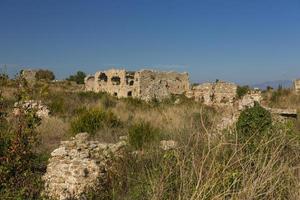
[251,80,293,90]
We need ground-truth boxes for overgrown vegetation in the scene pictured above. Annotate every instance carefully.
[236,85,250,99]
[67,71,86,84]
[35,69,55,81]
[236,102,272,144]
[70,107,121,135]
[1,74,300,199]
[128,121,161,150]
[0,78,47,199]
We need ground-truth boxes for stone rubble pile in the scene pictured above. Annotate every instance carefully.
[14,100,50,118]
[42,133,126,200]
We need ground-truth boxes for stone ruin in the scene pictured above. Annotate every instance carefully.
[294,79,300,94]
[84,69,190,101]
[238,89,262,110]
[13,100,50,118]
[186,80,237,106]
[42,133,126,200]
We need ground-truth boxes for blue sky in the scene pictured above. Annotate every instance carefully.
[0,0,299,84]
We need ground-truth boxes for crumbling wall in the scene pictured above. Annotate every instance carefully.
[84,69,190,101]
[294,79,300,94]
[85,69,140,98]
[187,81,237,106]
[238,90,262,110]
[138,70,190,101]
[43,133,126,200]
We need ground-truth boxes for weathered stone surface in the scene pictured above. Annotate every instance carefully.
[294,79,300,94]
[263,107,297,118]
[84,69,190,101]
[43,133,127,200]
[238,89,262,111]
[13,100,50,118]
[187,80,237,106]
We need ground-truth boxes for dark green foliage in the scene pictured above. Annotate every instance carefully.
[71,108,121,135]
[236,85,250,99]
[128,121,161,150]
[35,69,55,81]
[67,71,86,84]
[236,103,272,143]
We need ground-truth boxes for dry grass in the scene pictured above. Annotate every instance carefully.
[36,117,70,153]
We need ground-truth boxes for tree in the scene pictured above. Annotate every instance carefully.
[35,69,55,81]
[236,85,250,99]
[67,71,86,84]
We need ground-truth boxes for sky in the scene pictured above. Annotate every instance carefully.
[0,0,299,84]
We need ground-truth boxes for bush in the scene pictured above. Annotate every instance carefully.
[236,85,250,99]
[236,102,272,143]
[67,71,86,84]
[0,81,46,199]
[70,108,121,135]
[35,69,55,81]
[128,121,161,150]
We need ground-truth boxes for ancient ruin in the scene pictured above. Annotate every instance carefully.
[43,133,126,200]
[294,79,300,94]
[85,69,190,101]
[238,89,262,110]
[186,80,237,106]
[13,100,50,118]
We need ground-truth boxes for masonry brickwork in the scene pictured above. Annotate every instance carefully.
[85,69,190,101]
[186,81,237,106]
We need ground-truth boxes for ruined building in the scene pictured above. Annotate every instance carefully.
[84,69,190,101]
[294,79,300,94]
[186,80,237,106]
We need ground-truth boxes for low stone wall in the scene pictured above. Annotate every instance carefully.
[187,81,237,106]
[42,133,126,200]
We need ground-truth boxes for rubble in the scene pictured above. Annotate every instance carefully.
[42,133,127,200]
[13,100,50,118]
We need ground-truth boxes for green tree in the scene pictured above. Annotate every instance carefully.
[35,69,55,81]
[236,85,250,99]
[67,71,86,84]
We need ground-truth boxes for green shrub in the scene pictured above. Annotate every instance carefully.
[35,69,55,81]
[236,103,272,143]
[236,85,250,99]
[128,121,161,150]
[0,80,46,199]
[67,71,86,84]
[71,108,120,135]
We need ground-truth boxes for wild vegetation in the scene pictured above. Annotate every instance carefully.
[0,73,300,199]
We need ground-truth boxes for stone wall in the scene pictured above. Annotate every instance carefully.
[84,69,190,101]
[186,81,237,106]
[43,133,126,200]
[294,79,300,94]
[238,89,262,110]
